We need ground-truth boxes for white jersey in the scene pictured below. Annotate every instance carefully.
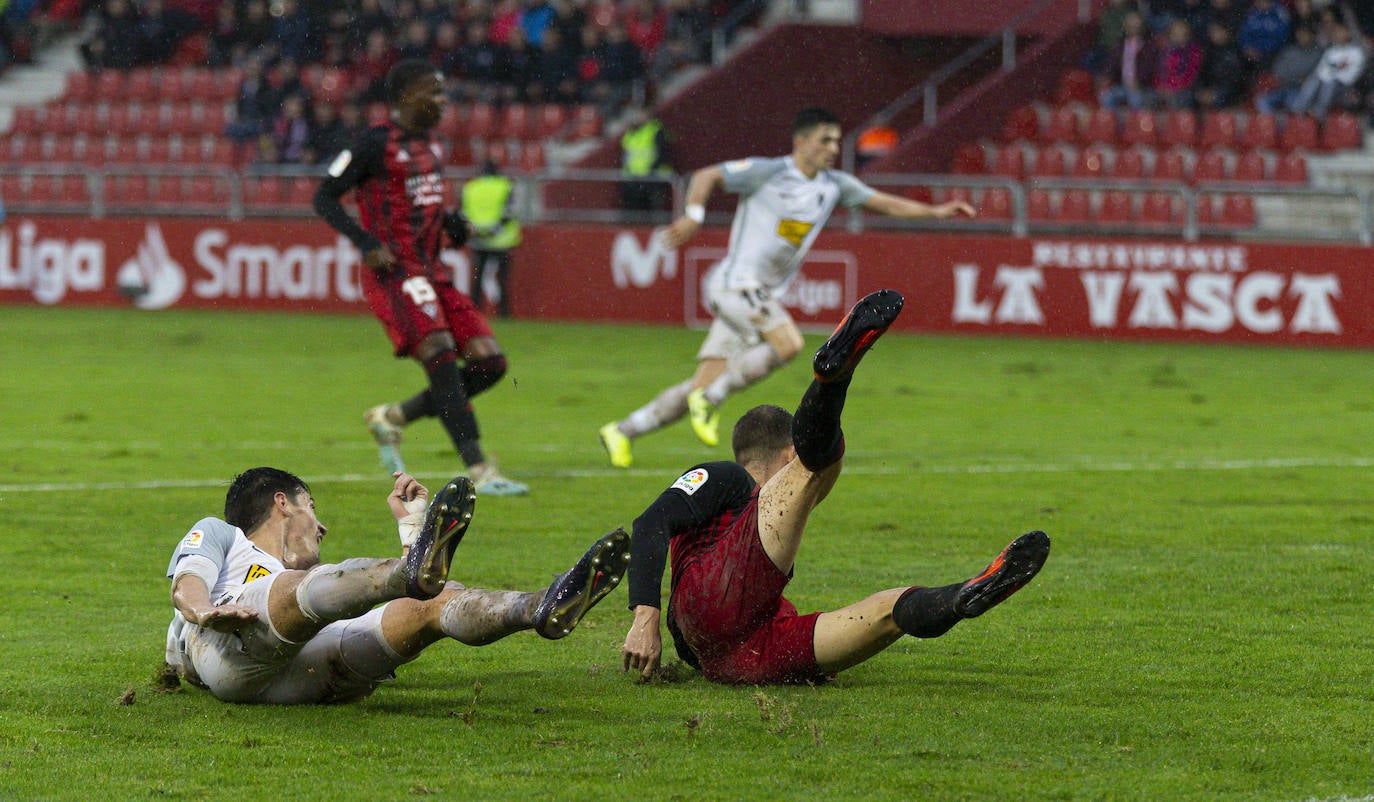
[712,156,875,294]
[164,517,284,667]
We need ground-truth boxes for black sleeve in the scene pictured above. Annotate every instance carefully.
[312,127,387,254]
[626,462,755,610]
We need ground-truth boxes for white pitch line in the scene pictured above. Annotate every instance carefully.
[0,456,1371,494]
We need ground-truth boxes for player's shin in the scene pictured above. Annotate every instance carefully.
[439,588,537,645]
[296,558,409,623]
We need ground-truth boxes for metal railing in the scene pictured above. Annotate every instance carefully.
[3,163,1372,244]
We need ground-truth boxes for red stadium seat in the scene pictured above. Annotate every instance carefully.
[1199,110,1240,149]
[499,103,532,140]
[979,186,1013,220]
[94,70,124,99]
[1111,146,1147,180]
[124,68,158,103]
[0,175,25,204]
[483,139,512,168]
[950,143,986,174]
[1002,104,1041,144]
[1219,193,1256,227]
[1274,151,1308,184]
[536,103,569,139]
[1041,106,1080,145]
[1151,147,1189,183]
[1120,110,1157,148]
[466,102,496,139]
[284,176,316,209]
[107,137,143,165]
[1192,149,1229,183]
[1160,110,1198,148]
[64,70,93,103]
[1232,150,1267,183]
[1029,146,1068,178]
[934,185,974,205]
[1196,192,1219,226]
[1027,188,1054,222]
[1053,69,1095,106]
[1240,113,1278,151]
[10,105,42,134]
[1071,144,1111,179]
[199,104,228,134]
[990,146,1026,179]
[108,173,153,204]
[1059,188,1092,222]
[516,140,546,172]
[49,136,84,164]
[243,174,284,208]
[31,174,92,207]
[1140,192,1179,225]
[567,104,602,139]
[68,104,101,136]
[1279,114,1319,152]
[436,104,463,139]
[1099,190,1133,223]
[2,134,36,162]
[446,137,475,166]
[1321,111,1362,151]
[145,136,173,164]
[1082,107,1118,146]
[204,138,236,166]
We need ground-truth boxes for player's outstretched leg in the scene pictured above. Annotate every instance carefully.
[812,288,904,383]
[599,422,634,468]
[953,530,1051,617]
[686,388,721,447]
[403,476,478,599]
[364,404,406,474]
[533,528,631,639]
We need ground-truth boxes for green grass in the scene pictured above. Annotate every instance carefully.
[2,306,1373,801]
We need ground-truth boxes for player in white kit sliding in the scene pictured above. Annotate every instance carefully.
[598,107,975,468]
[164,467,628,704]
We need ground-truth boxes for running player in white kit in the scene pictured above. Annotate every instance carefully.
[598,107,975,468]
[164,467,628,704]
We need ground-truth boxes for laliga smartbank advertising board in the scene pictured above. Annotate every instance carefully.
[1,217,1371,348]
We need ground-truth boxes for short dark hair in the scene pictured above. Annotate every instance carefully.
[732,405,794,466]
[792,107,841,137]
[224,467,309,533]
[386,59,438,104]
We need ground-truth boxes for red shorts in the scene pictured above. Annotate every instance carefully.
[363,269,492,357]
[671,500,827,685]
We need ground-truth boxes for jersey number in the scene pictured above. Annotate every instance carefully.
[401,276,438,305]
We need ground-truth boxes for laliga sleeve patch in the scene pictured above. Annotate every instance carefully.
[723,159,753,174]
[182,529,205,548]
[327,149,353,177]
[671,468,709,495]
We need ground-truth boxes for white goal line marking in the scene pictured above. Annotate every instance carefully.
[1,456,1371,494]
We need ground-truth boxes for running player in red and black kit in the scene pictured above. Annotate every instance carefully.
[621,289,1051,684]
[314,60,528,496]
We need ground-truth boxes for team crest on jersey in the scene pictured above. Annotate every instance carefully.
[182,529,205,548]
[244,564,272,583]
[723,159,753,174]
[776,219,814,246]
[671,468,709,495]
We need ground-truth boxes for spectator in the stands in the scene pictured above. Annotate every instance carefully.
[308,100,355,163]
[1288,17,1367,117]
[1289,0,1321,37]
[624,0,667,60]
[352,28,398,103]
[662,0,712,64]
[499,28,537,102]
[79,0,144,70]
[206,1,245,67]
[592,21,647,115]
[225,55,274,152]
[1098,10,1157,110]
[1206,0,1244,35]
[351,0,395,48]
[457,19,503,102]
[1154,18,1202,109]
[416,0,452,30]
[520,0,557,49]
[236,0,275,59]
[396,16,433,63]
[434,20,464,77]
[1193,19,1246,110]
[530,26,578,103]
[551,0,589,53]
[1237,0,1292,77]
[490,0,521,44]
[266,92,313,164]
[271,0,321,65]
[136,0,199,65]
[1256,24,1324,114]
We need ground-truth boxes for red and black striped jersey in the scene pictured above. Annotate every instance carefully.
[314,121,453,283]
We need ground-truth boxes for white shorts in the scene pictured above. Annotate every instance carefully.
[177,572,409,704]
[696,285,794,361]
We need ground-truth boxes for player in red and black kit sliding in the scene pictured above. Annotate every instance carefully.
[621,289,1052,684]
[314,60,528,496]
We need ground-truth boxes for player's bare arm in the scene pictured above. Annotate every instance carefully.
[862,191,976,220]
[622,604,664,678]
[172,575,258,631]
[660,164,725,249]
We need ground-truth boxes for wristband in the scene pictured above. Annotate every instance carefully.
[685,204,705,224]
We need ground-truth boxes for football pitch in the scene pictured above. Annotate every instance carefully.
[2,305,1372,801]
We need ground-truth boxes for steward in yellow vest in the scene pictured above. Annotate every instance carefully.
[461,161,522,316]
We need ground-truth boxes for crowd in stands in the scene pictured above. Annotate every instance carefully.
[72,0,741,166]
[1088,0,1374,121]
